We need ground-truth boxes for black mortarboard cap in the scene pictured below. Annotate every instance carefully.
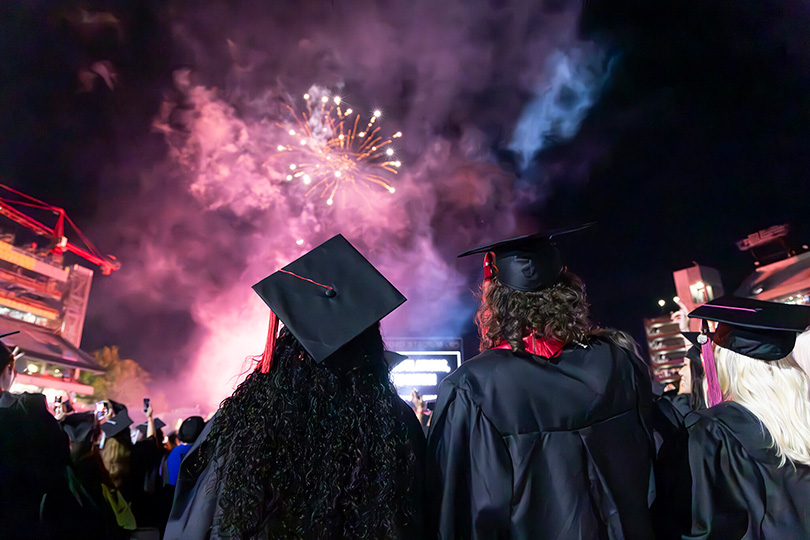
[109,400,127,415]
[682,331,714,348]
[457,224,592,292]
[252,234,406,363]
[100,407,133,438]
[62,411,98,445]
[135,418,166,437]
[688,296,810,361]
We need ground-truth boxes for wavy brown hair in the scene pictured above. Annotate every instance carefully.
[201,324,416,539]
[99,433,132,490]
[476,271,593,352]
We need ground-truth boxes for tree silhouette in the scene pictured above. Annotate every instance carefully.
[81,346,151,407]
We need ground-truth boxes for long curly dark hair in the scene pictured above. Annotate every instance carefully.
[201,324,415,539]
[476,271,593,352]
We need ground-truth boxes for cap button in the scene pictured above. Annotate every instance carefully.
[324,288,337,298]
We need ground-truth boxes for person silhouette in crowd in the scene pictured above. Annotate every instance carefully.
[427,228,655,539]
[0,331,82,538]
[655,297,810,540]
[165,415,205,487]
[165,234,426,539]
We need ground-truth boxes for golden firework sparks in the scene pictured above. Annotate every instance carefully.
[268,89,403,205]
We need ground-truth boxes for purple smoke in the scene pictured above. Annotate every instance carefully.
[79,0,611,410]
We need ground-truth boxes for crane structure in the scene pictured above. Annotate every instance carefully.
[0,183,120,275]
[0,182,116,401]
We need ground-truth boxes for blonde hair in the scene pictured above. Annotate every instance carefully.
[100,436,132,489]
[715,345,810,466]
[792,330,810,379]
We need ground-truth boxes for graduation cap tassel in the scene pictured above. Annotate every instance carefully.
[699,320,723,407]
[258,311,280,373]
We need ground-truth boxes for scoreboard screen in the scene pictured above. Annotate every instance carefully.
[386,337,462,402]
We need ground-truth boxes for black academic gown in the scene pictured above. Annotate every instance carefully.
[0,391,73,539]
[129,435,167,529]
[653,393,693,453]
[665,401,810,540]
[165,399,427,540]
[163,417,217,540]
[426,337,654,540]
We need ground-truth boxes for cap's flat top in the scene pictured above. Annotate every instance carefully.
[457,223,593,257]
[689,296,810,360]
[101,409,133,437]
[253,234,406,363]
[689,296,810,332]
[136,418,166,434]
[62,411,97,443]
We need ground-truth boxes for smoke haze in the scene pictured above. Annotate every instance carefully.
[75,0,610,409]
[6,1,810,413]
[0,0,619,411]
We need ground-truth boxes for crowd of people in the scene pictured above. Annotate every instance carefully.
[2,230,810,539]
[0,352,208,539]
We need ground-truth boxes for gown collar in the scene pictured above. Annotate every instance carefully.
[492,335,565,358]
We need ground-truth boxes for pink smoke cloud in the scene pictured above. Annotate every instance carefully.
[81,0,609,411]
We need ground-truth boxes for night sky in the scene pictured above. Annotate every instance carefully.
[1,0,808,406]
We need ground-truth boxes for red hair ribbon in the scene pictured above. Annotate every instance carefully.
[492,334,565,357]
[484,252,497,280]
[258,311,280,373]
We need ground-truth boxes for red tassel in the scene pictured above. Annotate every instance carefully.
[258,311,279,373]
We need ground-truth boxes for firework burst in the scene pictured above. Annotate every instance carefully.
[268,88,403,206]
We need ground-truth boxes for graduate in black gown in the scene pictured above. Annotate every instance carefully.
[60,411,130,539]
[656,296,810,540]
[165,234,426,540]
[652,335,707,452]
[0,332,86,539]
[426,229,655,540]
